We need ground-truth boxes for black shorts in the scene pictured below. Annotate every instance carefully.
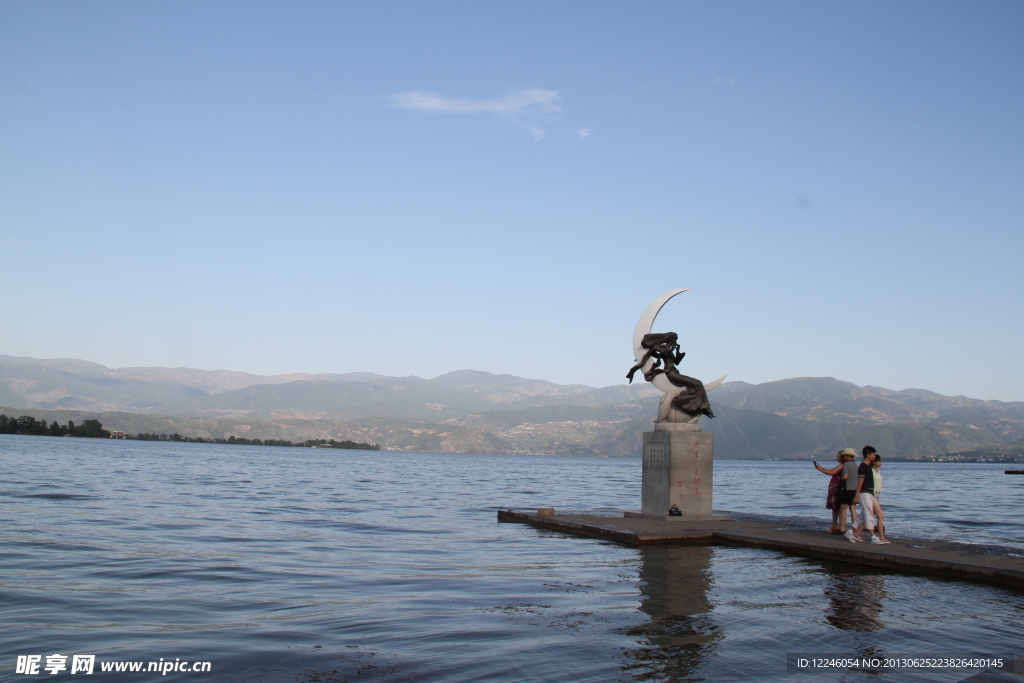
[840,489,856,506]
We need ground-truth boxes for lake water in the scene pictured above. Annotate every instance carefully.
[2,435,1023,682]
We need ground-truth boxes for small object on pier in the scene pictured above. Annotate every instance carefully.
[537,508,555,516]
[668,504,682,516]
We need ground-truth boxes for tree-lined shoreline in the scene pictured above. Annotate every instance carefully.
[0,414,111,438]
[0,414,379,451]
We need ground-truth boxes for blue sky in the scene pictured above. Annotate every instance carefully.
[2,1,1022,400]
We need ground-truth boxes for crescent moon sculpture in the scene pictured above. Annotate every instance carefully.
[628,288,727,423]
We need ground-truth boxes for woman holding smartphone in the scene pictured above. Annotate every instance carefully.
[814,451,847,534]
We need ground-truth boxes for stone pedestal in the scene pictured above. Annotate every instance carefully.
[624,423,729,522]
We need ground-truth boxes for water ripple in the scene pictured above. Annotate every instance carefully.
[1,435,1023,683]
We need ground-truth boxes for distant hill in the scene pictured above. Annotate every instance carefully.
[1,355,1022,460]
[712,376,1024,434]
[0,360,210,411]
[155,376,659,421]
[709,377,1024,459]
[0,355,428,403]
[0,355,657,416]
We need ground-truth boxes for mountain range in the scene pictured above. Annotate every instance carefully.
[2,354,1022,460]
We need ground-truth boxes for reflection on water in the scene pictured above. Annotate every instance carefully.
[620,546,721,681]
[613,547,1022,682]
[824,571,887,633]
[822,569,890,671]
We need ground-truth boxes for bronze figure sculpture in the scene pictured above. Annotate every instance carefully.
[627,331,715,421]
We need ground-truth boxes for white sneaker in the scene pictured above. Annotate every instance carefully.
[871,536,882,544]
[844,530,857,543]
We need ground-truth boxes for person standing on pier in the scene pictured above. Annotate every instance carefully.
[837,448,859,536]
[870,454,889,543]
[814,451,847,533]
[849,446,889,544]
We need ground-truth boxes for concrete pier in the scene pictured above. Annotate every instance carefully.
[497,509,1024,591]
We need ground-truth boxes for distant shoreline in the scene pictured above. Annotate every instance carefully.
[0,429,1019,463]
[2,359,1022,461]
[0,414,379,451]
[772,455,1024,464]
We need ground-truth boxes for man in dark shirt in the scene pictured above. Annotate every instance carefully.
[850,446,888,543]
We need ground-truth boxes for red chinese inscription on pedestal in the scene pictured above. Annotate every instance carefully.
[694,442,700,494]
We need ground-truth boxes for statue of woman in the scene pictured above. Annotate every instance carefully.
[627,332,714,421]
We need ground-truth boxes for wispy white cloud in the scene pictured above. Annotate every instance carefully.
[577,128,592,140]
[387,89,561,115]
[386,88,562,141]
